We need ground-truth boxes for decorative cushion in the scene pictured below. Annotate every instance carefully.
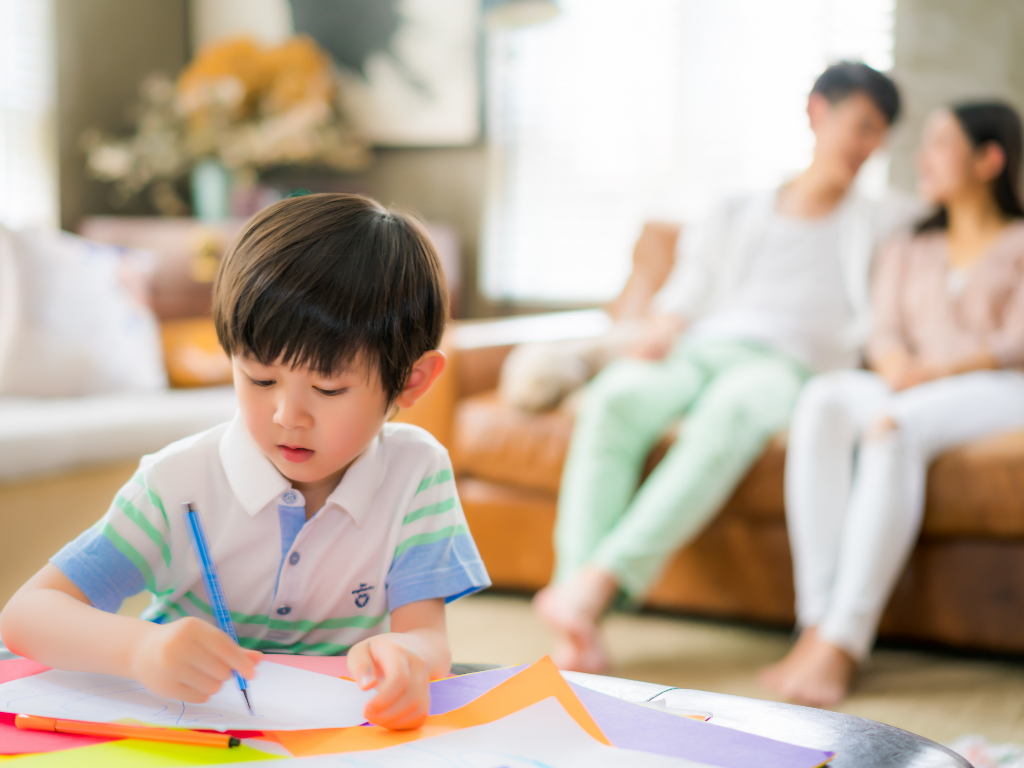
[0,226,167,397]
[161,316,233,388]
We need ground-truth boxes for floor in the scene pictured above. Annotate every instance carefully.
[444,592,1024,749]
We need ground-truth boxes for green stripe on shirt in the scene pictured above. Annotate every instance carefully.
[238,638,352,655]
[402,496,456,526]
[131,471,171,534]
[114,494,171,567]
[394,524,469,560]
[415,469,453,495]
[179,591,386,632]
[101,523,157,594]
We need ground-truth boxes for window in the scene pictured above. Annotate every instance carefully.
[0,0,57,230]
[482,0,895,304]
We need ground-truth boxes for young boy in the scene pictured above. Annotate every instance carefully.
[0,194,491,731]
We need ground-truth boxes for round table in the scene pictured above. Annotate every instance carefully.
[561,670,970,768]
[0,647,970,767]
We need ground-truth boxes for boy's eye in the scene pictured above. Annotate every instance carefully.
[248,377,275,388]
[315,386,349,396]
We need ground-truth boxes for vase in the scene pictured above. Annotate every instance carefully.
[190,159,231,222]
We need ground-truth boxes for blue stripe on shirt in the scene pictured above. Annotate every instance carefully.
[386,534,490,611]
[51,528,146,613]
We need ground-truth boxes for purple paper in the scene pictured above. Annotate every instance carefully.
[429,666,834,768]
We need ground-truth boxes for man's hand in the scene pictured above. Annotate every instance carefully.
[628,314,687,361]
[348,634,430,730]
[129,617,261,703]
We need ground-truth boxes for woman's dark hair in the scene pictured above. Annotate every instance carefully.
[811,62,901,125]
[917,101,1024,232]
[213,193,449,405]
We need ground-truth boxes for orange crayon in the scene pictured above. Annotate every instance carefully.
[15,714,240,748]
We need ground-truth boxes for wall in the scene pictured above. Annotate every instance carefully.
[890,0,1024,193]
[55,0,189,230]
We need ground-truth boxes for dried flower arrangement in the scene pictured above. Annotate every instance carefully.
[83,36,372,216]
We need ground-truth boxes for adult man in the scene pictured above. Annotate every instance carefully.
[534,62,922,673]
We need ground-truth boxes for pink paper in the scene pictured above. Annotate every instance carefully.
[263,654,351,679]
[0,711,112,755]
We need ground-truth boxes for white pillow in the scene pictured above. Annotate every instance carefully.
[0,225,168,396]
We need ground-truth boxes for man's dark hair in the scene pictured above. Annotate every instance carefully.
[213,193,449,405]
[811,61,901,124]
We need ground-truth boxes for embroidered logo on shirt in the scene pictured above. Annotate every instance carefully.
[282,490,298,505]
[352,583,374,608]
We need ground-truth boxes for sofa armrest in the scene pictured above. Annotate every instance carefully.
[450,309,612,397]
[392,309,611,451]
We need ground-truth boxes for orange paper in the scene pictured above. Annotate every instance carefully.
[268,656,609,756]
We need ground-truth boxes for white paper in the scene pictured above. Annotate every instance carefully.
[229,697,716,767]
[0,660,374,731]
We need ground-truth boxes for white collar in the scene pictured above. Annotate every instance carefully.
[218,414,386,527]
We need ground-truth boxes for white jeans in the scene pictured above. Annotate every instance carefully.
[785,368,1024,660]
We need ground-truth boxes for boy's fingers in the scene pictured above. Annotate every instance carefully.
[347,643,377,689]
[365,651,409,710]
[367,694,426,730]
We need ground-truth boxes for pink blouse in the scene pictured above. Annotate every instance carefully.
[867,220,1024,371]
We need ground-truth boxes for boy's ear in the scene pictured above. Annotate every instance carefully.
[393,350,447,410]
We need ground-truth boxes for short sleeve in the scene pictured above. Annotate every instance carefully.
[50,467,172,613]
[385,452,491,612]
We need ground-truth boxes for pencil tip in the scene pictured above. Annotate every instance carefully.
[243,689,254,715]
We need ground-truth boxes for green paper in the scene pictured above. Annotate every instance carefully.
[4,740,281,766]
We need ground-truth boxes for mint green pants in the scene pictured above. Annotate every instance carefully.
[555,339,808,599]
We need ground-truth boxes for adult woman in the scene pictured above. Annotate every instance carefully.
[761,101,1024,706]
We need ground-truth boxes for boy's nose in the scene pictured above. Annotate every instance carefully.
[274,396,313,429]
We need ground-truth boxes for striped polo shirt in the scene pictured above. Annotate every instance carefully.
[51,415,490,655]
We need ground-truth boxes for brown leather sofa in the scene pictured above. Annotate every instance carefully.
[400,224,1024,655]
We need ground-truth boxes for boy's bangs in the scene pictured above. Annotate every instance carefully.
[230,284,372,378]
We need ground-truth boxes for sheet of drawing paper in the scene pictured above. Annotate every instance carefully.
[568,683,834,768]
[235,698,714,768]
[421,663,833,768]
[0,660,373,731]
[0,739,280,766]
[268,656,607,756]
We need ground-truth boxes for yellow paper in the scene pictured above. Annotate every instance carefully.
[3,740,280,766]
[270,655,610,756]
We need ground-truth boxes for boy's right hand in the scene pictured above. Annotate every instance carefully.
[129,617,261,702]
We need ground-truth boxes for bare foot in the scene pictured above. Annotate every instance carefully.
[533,567,617,674]
[759,629,856,707]
[758,627,822,691]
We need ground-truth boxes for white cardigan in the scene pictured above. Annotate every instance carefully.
[653,187,925,369]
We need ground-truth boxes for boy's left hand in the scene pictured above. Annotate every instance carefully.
[348,634,430,730]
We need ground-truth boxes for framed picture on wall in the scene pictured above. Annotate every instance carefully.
[290,0,480,147]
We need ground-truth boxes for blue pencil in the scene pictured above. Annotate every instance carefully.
[182,502,253,715]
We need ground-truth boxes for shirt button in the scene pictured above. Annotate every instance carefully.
[276,606,291,616]
[283,491,298,504]
[289,552,300,565]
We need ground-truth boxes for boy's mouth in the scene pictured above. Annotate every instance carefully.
[278,444,315,463]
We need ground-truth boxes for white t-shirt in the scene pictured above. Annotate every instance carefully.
[687,210,853,371]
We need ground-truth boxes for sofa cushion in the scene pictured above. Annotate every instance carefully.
[454,389,1024,538]
[453,391,787,503]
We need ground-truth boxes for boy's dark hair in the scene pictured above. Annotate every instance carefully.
[811,61,901,125]
[213,193,449,405]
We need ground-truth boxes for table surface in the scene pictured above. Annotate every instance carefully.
[0,646,968,767]
[562,670,970,768]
